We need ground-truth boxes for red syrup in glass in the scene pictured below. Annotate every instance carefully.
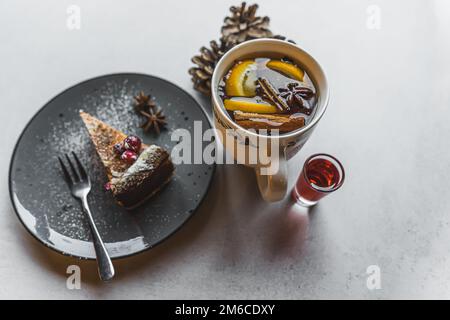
[292,154,344,206]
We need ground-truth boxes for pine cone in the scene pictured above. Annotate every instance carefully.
[188,39,230,95]
[221,2,273,47]
[189,2,295,96]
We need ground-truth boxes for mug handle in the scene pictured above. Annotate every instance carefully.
[254,147,288,202]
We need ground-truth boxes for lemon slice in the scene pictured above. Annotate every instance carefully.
[266,60,304,81]
[225,60,257,96]
[224,98,278,114]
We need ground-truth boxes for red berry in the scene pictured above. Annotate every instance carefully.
[121,150,138,164]
[124,135,142,153]
[113,143,125,155]
[104,182,112,191]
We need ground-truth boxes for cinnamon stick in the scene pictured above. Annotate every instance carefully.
[257,77,290,112]
[234,111,305,133]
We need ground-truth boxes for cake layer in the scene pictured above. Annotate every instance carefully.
[80,111,140,179]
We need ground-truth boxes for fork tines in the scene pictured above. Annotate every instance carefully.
[58,152,89,185]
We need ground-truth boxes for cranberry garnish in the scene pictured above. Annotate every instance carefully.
[121,150,138,164]
[124,135,142,153]
[104,182,112,191]
[113,143,125,155]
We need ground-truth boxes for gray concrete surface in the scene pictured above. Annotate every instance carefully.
[1,0,449,299]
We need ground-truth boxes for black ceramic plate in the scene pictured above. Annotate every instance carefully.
[9,73,215,259]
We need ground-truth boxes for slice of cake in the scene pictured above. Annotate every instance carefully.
[80,111,174,209]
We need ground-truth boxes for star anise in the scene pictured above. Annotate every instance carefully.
[134,91,156,113]
[140,107,167,134]
[278,83,315,115]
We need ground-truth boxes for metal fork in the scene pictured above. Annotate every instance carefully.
[58,152,115,281]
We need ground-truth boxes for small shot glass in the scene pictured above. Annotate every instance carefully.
[292,153,345,207]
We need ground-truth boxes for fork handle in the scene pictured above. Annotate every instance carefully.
[81,197,115,281]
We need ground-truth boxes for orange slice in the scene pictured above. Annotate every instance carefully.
[224,98,278,114]
[225,60,257,96]
[266,60,304,81]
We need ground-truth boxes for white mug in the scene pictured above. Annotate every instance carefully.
[211,39,329,202]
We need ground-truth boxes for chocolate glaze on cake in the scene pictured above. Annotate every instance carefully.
[111,145,174,209]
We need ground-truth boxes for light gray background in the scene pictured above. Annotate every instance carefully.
[1,0,449,299]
